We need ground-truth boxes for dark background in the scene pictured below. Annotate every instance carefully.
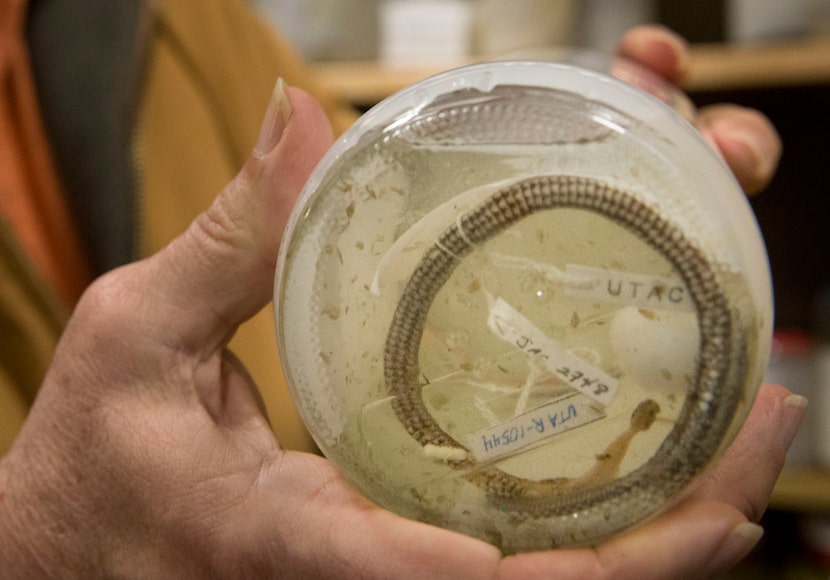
[658,0,830,333]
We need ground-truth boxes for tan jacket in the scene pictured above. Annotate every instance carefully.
[0,0,355,454]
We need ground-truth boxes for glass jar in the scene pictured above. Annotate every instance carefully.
[274,59,772,552]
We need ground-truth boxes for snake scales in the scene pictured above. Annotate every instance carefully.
[383,174,747,519]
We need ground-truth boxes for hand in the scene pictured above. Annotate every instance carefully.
[0,31,800,580]
[617,25,782,196]
[0,83,500,579]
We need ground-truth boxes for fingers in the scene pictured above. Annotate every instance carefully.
[616,25,691,86]
[596,502,763,579]
[617,26,782,195]
[500,501,757,580]
[600,501,763,579]
[689,383,807,521]
[145,83,334,354]
[697,104,782,195]
[498,383,806,578]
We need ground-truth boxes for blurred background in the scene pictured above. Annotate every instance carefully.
[251,0,830,62]
[250,1,830,577]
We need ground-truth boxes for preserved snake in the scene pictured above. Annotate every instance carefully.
[383,174,747,519]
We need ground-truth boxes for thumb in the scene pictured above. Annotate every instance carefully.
[145,81,334,355]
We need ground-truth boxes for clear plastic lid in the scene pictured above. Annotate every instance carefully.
[275,60,772,552]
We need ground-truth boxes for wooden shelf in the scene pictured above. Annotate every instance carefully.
[771,467,830,513]
[310,36,830,105]
[310,59,471,105]
[687,36,830,91]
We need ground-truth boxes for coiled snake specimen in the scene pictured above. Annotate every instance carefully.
[383,174,747,520]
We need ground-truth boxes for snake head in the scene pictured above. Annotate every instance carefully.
[630,399,661,431]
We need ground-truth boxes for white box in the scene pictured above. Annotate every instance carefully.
[379,0,473,66]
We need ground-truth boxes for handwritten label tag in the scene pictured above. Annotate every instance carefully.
[487,297,619,406]
[466,395,604,462]
[564,264,692,312]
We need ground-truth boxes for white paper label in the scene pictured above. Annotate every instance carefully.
[466,395,604,462]
[487,297,620,406]
[564,264,693,312]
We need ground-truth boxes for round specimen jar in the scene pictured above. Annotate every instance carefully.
[274,61,772,552]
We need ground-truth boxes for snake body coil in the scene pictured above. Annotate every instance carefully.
[383,175,746,520]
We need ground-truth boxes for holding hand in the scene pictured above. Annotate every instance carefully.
[617,25,782,195]
[0,27,799,579]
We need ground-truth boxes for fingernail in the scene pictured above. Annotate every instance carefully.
[254,78,292,159]
[781,394,808,448]
[731,521,765,549]
[651,36,691,80]
[712,522,764,573]
[729,129,768,182]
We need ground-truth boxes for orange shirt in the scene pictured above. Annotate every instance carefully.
[0,0,91,306]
